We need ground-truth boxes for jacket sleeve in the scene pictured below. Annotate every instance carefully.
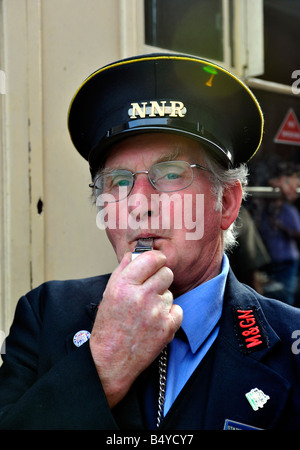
[0,294,118,430]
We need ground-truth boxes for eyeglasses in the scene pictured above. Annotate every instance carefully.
[89,160,209,202]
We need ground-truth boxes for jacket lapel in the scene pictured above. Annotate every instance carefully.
[162,270,291,430]
[64,274,111,354]
[64,304,98,354]
[204,332,291,429]
[203,270,291,430]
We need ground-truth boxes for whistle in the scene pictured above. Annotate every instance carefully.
[131,238,154,260]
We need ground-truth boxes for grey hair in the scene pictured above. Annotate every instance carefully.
[202,151,249,252]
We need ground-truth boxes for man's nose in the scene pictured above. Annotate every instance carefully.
[127,175,158,219]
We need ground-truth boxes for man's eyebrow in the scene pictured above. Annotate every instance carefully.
[100,149,184,173]
[154,149,183,163]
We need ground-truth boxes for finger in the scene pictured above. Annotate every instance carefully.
[160,289,174,311]
[169,304,183,332]
[123,250,168,285]
[143,266,174,295]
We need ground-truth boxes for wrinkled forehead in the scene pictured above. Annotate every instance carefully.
[103,133,207,170]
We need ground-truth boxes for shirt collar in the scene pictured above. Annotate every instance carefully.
[174,254,229,353]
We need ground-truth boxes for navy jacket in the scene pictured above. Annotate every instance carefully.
[0,269,299,430]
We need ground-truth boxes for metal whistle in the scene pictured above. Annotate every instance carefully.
[131,238,154,260]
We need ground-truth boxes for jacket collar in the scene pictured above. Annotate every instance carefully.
[219,268,281,361]
[200,269,291,430]
[162,269,291,430]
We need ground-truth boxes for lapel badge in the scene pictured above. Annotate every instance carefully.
[224,419,263,430]
[245,388,270,411]
[73,330,91,347]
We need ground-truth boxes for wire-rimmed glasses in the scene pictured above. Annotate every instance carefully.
[89,160,209,202]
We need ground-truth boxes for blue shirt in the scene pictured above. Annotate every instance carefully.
[164,254,229,415]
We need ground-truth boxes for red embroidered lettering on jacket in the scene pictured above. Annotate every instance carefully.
[233,307,268,354]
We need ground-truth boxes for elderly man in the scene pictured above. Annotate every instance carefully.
[0,54,299,430]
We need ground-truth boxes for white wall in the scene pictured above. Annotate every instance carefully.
[0,0,143,333]
[41,0,120,282]
[0,0,264,335]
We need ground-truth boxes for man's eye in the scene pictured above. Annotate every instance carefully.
[166,172,180,180]
[118,179,130,186]
[111,177,131,187]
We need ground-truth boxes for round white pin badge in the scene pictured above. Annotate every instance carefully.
[73,330,91,347]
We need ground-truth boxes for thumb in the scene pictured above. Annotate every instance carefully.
[170,304,183,332]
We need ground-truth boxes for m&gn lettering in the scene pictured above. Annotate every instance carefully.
[237,310,263,349]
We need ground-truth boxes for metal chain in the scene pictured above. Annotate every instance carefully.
[156,346,168,428]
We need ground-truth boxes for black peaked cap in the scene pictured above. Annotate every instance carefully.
[68,53,264,173]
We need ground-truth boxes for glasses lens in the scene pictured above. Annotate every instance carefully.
[149,161,193,192]
[94,170,133,201]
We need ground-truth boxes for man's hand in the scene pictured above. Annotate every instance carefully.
[89,250,183,408]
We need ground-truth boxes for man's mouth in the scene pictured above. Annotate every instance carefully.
[132,237,154,257]
[129,234,164,251]
[136,236,156,243]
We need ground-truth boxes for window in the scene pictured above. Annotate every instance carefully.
[143,0,264,79]
[259,0,300,86]
[144,0,224,62]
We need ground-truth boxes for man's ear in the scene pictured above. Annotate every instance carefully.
[221,181,243,230]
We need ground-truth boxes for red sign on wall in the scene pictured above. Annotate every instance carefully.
[274,109,300,146]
